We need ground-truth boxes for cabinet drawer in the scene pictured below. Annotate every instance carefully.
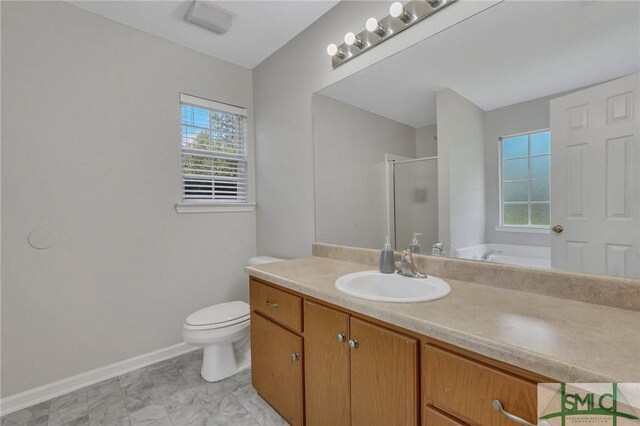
[250,279,302,333]
[425,406,467,426]
[424,344,537,426]
[251,312,304,426]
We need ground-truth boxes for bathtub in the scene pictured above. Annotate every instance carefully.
[454,243,551,268]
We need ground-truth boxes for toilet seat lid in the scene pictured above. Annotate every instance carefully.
[185,301,250,327]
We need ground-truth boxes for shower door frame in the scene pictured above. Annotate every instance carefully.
[385,154,438,250]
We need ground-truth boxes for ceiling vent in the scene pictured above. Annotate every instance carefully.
[184,1,236,35]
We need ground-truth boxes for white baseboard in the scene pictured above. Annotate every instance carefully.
[0,343,197,416]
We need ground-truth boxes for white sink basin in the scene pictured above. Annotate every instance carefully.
[335,270,451,303]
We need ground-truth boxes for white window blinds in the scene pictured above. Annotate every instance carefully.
[180,94,248,203]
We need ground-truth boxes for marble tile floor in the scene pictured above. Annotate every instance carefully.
[1,350,287,426]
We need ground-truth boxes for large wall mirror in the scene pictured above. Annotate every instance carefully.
[313,1,640,279]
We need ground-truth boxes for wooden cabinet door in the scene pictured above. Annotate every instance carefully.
[350,317,418,426]
[250,312,304,426]
[304,301,350,426]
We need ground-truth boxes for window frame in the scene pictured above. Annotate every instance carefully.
[176,93,255,214]
[498,129,551,230]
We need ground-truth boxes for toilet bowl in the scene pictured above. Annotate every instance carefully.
[182,256,283,382]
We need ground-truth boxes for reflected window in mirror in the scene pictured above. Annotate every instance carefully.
[500,130,551,227]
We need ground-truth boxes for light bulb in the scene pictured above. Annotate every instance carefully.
[344,32,356,45]
[344,32,365,48]
[389,2,403,17]
[390,2,412,23]
[365,17,387,37]
[365,18,379,32]
[326,43,346,59]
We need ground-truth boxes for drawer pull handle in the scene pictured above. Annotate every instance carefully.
[491,400,550,426]
[336,332,346,342]
[265,300,279,309]
[348,339,359,349]
[290,353,300,361]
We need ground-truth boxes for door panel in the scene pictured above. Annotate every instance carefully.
[350,317,418,426]
[250,312,304,426]
[304,301,351,426]
[393,157,439,250]
[550,73,639,277]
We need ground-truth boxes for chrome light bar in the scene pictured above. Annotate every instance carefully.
[327,0,457,68]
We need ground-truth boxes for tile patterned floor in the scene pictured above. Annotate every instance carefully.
[1,350,287,426]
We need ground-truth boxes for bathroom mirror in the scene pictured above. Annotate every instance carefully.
[313,1,640,278]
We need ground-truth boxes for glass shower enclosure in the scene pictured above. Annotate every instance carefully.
[392,157,439,252]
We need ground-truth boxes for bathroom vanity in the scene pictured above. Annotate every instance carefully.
[245,2,640,423]
[246,246,640,426]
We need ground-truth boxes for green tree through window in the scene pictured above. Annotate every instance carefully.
[180,99,247,202]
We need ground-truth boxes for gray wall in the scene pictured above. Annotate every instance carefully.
[253,1,499,258]
[416,124,438,158]
[1,1,255,397]
[437,89,486,251]
[483,95,557,247]
[313,94,416,249]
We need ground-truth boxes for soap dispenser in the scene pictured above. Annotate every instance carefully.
[409,233,422,254]
[379,236,395,274]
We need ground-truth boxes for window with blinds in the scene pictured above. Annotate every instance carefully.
[180,94,248,203]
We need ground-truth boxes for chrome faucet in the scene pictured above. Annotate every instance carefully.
[395,249,427,278]
[432,242,444,256]
[481,249,503,261]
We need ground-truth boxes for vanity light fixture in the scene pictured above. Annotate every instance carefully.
[327,0,456,68]
[344,32,365,49]
[390,2,413,24]
[326,43,347,59]
[366,18,388,37]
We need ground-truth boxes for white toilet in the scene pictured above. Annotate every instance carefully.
[182,256,283,382]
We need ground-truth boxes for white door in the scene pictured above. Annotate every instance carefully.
[550,73,639,278]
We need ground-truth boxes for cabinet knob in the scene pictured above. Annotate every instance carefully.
[290,353,300,361]
[336,332,346,342]
[551,225,564,234]
[348,339,359,349]
[265,300,279,309]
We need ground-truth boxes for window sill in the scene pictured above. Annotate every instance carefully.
[494,225,550,234]
[175,203,256,214]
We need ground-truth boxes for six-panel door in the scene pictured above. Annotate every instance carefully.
[550,73,639,277]
[303,301,351,426]
[251,312,304,426]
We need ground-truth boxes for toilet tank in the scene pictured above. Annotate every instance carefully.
[247,256,284,266]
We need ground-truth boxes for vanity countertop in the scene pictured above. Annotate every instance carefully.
[247,256,640,384]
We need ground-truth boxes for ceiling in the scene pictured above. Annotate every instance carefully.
[66,0,340,69]
[319,0,640,128]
